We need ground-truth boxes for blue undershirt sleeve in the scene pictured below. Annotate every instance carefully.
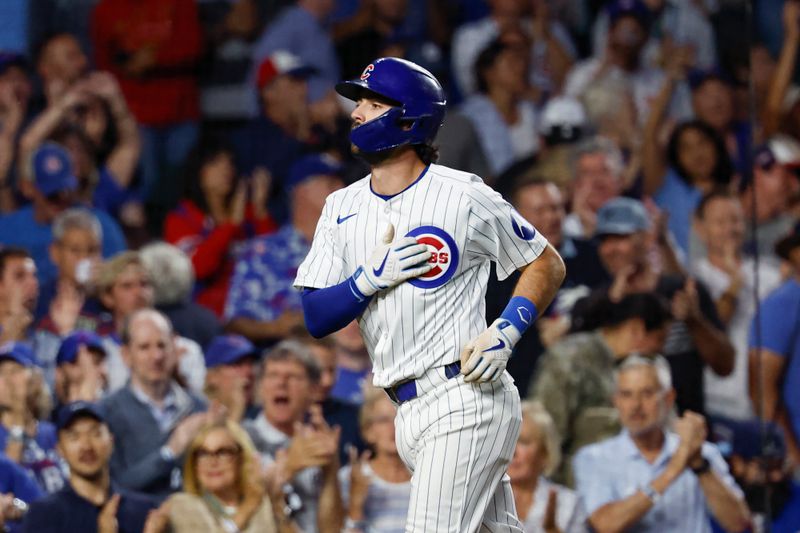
[301,277,373,338]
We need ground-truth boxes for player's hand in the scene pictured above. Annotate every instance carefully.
[460,319,521,383]
[353,223,433,297]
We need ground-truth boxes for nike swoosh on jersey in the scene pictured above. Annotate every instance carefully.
[373,250,390,277]
[337,213,358,224]
[511,217,536,241]
[483,339,506,352]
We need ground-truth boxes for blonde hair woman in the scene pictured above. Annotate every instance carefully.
[509,401,588,533]
[339,387,411,532]
[144,419,298,533]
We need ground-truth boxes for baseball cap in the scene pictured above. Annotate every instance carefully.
[606,0,651,27]
[0,342,36,367]
[205,334,257,369]
[754,135,800,171]
[0,51,27,75]
[538,96,587,145]
[595,197,651,237]
[687,67,735,91]
[56,330,107,366]
[285,153,344,193]
[775,221,800,260]
[32,142,78,196]
[256,51,316,90]
[710,417,786,460]
[55,401,106,431]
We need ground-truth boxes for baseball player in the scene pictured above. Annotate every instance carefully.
[294,57,566,532]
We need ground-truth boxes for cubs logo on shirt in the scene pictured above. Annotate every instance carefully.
[405,226,459,289]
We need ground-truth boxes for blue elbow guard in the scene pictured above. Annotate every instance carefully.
[301,277,372,338]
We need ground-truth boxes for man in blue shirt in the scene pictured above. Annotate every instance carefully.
[226,154,344,345]
[0,143,126,288]
[749,222,800,471]
[21,401,155,533]
[573,354,750,533]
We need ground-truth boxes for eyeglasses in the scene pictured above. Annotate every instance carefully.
[195,446,241,463]
[262,372,308,384]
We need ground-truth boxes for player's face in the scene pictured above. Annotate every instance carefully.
[58,417,113,479]
[363,395,398,456]
[351,97,394,128]
[614,366,672,437]
[514,183,565,246]
[0,257,38,313]
[260,360,314,427]
[508,415,548,483]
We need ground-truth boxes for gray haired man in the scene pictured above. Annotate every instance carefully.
[572,354,750,533]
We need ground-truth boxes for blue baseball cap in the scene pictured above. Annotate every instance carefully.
[57,330,107,366]
[205,334,257,369]
[595,197,651,237]
[710,418,786,460]
[607,0,651,27]
[687,68,735,91]
[285,154,343,193]
[32,142,78,196]
[0,342,36,367]
[55,401,107,431]
[0,52,27,75]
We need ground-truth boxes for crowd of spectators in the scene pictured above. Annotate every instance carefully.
[0,0,800,531]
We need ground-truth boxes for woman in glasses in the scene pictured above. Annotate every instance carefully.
[145,419,298,533]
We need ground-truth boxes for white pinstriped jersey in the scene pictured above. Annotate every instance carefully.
[294,163,548,388]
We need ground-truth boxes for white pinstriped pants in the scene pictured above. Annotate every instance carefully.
[394,367,524,533]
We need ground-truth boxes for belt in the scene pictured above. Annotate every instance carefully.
[384,361,461,404]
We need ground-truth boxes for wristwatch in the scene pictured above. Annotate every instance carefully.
[7,425,25,443]
[345,517,368,532]
[691,457,711,476]
[640,483,661,505]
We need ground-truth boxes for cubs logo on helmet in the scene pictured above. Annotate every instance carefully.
[405,226,459,289]
[335,57,447,153]
[360,64,374,80]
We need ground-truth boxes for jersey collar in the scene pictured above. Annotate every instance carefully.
[369,164,430,201]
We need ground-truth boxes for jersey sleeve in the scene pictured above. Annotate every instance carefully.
[294,198,346,289]
[465,182,549,280]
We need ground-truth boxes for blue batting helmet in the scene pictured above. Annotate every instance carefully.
[335,57,446,153]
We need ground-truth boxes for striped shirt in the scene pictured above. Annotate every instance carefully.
[294,164,548,387]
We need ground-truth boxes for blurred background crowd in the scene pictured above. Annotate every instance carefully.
[0,0,800,531]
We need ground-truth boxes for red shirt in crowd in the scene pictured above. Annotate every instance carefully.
[165,200,278,316]
[91,0,203,126]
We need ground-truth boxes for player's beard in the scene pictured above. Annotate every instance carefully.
[351,143,406,166]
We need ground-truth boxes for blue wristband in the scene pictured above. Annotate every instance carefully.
[500,296,539,334]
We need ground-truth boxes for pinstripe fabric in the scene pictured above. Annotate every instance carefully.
[395,369,523,532]
[294,164,548,388]
[295,163,545,530]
